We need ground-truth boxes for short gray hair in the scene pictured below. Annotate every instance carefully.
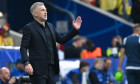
[30,2,44,15]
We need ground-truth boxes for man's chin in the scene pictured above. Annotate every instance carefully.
[44,18,47,21]
[42,18,47,22]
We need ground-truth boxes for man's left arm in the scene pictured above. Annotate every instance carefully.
[55,16,82,44]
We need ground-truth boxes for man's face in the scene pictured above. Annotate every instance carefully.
[112,38,118,47]
[81,66,89,73]
[34,5,47,21]
[95,61,104,70]
[137,28,140,35]
[1,69,10,81]
[104,59,112,70]
[77,39,86,48]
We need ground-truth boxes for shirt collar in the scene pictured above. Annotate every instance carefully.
[132,34,140,36]
[34,20,47,28]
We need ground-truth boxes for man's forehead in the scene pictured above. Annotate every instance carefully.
[2,68,9,73]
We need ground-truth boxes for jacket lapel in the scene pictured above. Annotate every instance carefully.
[46,22,56,41]
[32,21,48,46]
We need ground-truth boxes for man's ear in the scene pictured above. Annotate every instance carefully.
[33,12,38,17]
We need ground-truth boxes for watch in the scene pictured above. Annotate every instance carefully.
[24,61,30,66]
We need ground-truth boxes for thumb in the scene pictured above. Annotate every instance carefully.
[72,21,75,24]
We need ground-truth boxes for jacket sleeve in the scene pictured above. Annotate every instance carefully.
[20,25,32,63]
[55,27,79,44]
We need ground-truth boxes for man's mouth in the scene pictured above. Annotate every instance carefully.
[44,15,47,18]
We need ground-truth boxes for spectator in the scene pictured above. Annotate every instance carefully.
[118,0,132,20]
[106,36,122,57]
[89,58,104,84]
[81,40,106,59]
[0,67,16,84]
[66,61,89,84]
[103,58,115,84]
[95,0,100,7]
[64,35,86,59]
[0,23,13,46]
[131,0,140,23]
[56,43,64,60]
[10,59,26,77]
[100,0,118,14]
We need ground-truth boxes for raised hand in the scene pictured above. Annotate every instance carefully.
[73,16,82,30]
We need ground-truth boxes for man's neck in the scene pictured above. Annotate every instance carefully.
[35,18,45,27]
[133,32,139,35]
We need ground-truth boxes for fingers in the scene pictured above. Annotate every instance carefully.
[28,67,33,75]
[76,16,82,24]
[73,21,75,24]
[29,67,33,75]
[25,65,33,75]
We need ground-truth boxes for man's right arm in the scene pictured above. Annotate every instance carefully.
[118,48,125,72]
[20,26,33,75]
[118,37,127,72]
[20,26,31,63]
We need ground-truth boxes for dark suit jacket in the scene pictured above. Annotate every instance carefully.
[20,20,79,76]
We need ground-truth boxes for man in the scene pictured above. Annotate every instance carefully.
[10,59,26,77]
[89,58,104,84]
[64,36,86,59]
[118,24,140,84]
[20,2,82,84]
[0,67,16,84]
[66,61,89,84]
[103,58,115,84]
[106,36,122,57]
[0,23,13,46]
[81,40,105,59]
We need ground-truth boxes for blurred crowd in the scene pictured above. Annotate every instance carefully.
[56,35,123,60]
[0,59,29,84]
[0,58,116,84]
[81,0,140,23]
[62,59,115,84]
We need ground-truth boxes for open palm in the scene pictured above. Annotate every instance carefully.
[73,16,82,30]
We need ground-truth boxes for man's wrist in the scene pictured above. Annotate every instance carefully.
[24,61,30,66]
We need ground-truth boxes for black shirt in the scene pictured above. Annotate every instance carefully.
[89,67,101,84]
[36,20,54,64]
